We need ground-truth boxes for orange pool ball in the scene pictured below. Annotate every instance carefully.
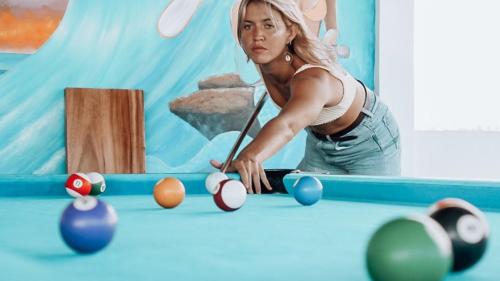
[153,177,185,208]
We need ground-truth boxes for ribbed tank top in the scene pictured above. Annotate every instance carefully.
[271,64,358,126]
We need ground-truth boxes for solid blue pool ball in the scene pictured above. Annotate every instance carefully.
[293,176,323,206]
[60,196,118,254]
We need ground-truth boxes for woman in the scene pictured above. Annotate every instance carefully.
[211,0,400,193]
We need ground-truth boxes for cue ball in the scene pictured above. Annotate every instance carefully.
[293,176,323,206]
[65,173,92,197]
[59,196,118,254]
[86,172,106,196]
[428,198,489,271]
[213,179,247,212]
[205,172,229,194]
[153,177,185,208]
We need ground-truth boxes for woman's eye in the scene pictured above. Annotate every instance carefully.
[265,24,274,29]
[243,24,251,30]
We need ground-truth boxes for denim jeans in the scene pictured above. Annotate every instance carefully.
[297,92,401,176]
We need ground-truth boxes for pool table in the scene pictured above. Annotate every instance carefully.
[0,172,499,281]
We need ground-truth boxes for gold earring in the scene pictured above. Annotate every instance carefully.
[283,42,293,64]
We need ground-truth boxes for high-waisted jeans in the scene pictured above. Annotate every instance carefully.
[297,92,401,176]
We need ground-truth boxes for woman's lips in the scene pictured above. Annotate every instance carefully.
[252,46,267,53]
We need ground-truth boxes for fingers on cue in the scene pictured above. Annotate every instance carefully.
[228,163,237,173]
[223,161,237,173]
[210,159,222,169]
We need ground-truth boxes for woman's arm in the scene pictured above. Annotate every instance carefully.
[239,76,328,162]
[231,70,333,193]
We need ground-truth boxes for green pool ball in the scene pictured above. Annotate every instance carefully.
[87,172,106,196]
[366,215,453,281]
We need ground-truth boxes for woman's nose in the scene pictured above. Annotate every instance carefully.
[253,27,264,41]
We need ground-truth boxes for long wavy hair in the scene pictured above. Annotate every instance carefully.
[236,0,336,69]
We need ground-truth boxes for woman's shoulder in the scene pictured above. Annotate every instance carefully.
[293,64,332,81]
[290,64,347,99]
[295,63,356,84]
[292,64,344,89]
[290,66,338,96]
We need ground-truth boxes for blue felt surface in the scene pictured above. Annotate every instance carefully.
[1,173,499,280]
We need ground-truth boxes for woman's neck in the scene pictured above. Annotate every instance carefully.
[259,55,303,85]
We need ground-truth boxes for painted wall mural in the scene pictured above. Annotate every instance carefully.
[0,0,375,174]
[0,0,68,53]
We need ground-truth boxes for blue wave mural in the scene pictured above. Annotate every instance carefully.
[0,0,375,174]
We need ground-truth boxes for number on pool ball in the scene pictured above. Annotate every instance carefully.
[65,173,92,197]
[428,198,489,272]
[87,172,106,196]
[59,196,118,254]
[213,179,247,212]
[366,215,453,281]
[293,176,323,206]
[153,177,185,208]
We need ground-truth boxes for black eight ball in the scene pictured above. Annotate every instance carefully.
[429,198,489,272]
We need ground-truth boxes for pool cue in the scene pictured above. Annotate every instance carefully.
[221,91,269,173]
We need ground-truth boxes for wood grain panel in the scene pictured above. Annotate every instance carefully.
[65,88,145,174]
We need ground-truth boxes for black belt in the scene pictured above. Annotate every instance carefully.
[312,80,370,142]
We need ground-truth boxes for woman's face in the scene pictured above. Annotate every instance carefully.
[240,1,292,65]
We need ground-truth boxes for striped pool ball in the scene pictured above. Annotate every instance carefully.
[65,173,92,197]
[213,179,247,212]
[59,196,118,254]
[87,172,106,196]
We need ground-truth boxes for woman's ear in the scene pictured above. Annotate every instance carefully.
[288,24,298,43]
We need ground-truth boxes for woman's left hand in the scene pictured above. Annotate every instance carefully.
[210,156,272,194]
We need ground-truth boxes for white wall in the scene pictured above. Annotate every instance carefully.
[414,132,500,180]
[376,0,416,176]
[376,0,500,180]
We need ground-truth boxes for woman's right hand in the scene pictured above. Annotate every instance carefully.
[209,159,272,194]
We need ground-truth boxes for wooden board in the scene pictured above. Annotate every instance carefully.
[65,88,145,174]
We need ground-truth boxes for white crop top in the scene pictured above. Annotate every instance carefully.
[271,64,358,126]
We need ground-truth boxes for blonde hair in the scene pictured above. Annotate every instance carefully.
[236,0,336,69]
